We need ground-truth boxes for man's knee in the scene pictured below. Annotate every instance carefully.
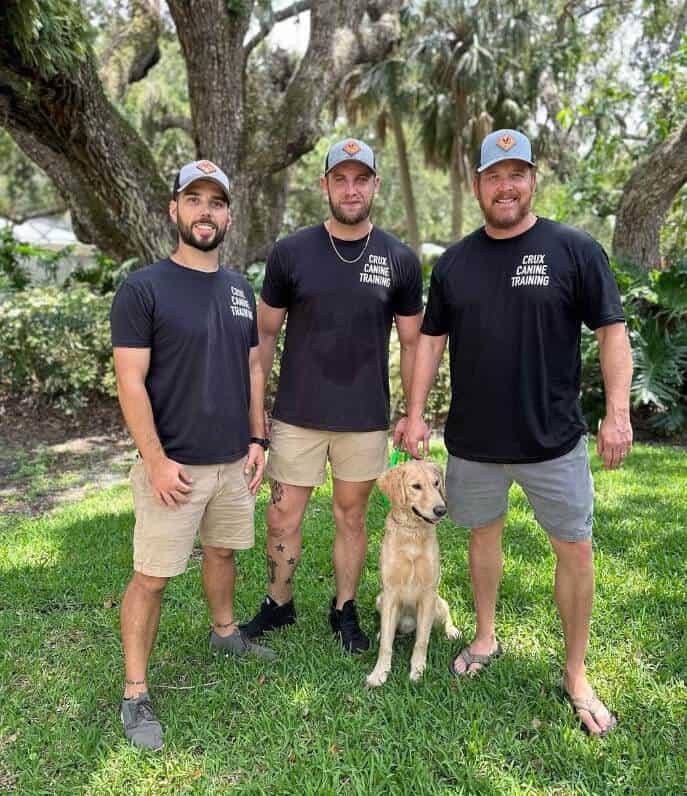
[332,500,367,536]
[203,545,235,562]
[130,571,169,596]
[551,537,593,572]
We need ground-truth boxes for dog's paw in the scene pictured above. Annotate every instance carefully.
[445,625,461,641]
[409,660,426,681]
[366,667,389,687]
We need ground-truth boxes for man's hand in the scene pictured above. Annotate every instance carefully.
[245,443,266,495]
[597,415,633,470]
[400,415,431,459]
[145,456,193,508]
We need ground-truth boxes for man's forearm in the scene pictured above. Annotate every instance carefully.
[117,380,165,464]
[407,334,447,420]
[399,338,419,408]
[257,332,278,388]
[249,355,266,438]
[598,324,633,421]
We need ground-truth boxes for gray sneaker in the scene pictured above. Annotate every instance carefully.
[209,628,277,660]
[120,693,164,751]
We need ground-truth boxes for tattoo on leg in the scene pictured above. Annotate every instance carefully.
[285,577,292,585]
[270,480,284,504]
[267,555,277,584]
[276,543,285,552]
[287,557,295,565]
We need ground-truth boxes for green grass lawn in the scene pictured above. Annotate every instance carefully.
[1,441,686,795]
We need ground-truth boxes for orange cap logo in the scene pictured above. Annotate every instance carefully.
[342,140,361,156]
[196,160,217,174]
[497,135,516,151]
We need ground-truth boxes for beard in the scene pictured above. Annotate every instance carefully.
[476,190,533,231]
[177,216,227,252]
[328,194,374,226]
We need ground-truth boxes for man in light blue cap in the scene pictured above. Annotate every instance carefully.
[400,128,633,736]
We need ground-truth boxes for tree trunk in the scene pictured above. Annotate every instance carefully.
[0,1,402,270]
[388,103,420,254]
[612,119,687,269]
[449,133,464,241]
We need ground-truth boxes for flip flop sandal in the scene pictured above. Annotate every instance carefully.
[449,642,503,677]
[560,682,618,737]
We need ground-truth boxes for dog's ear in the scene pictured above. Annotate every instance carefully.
[377,466,406,505]
[427,461,446,500]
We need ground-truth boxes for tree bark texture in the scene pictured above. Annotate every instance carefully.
[0,0,402,270]
[389,102,420,254]
[612,119,687,268]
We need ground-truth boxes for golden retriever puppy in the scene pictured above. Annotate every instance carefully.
[367,460,460,687]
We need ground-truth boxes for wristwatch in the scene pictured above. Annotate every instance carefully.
[250,437,270,450]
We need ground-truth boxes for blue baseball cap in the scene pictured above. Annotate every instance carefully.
[476,129,535,173]
[324,138,376,175]
[175,159,231,201]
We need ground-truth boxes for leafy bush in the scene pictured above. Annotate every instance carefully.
[0,286,115,411]
[579,258,687,436]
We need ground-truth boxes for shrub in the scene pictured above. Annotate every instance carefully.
[0,285,115,411]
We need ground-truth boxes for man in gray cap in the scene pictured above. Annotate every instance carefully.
[241,138,423,653]
[110,159,274,750]
[401,129,632,736]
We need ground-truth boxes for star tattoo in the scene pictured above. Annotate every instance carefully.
[287,557,295,565]
[276,543,285,552]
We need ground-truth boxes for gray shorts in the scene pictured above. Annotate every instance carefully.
[445,435,594,542]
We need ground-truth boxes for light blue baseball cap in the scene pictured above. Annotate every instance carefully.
[476,129,535,173]
[324,138,376,175]
[175,159,231,202]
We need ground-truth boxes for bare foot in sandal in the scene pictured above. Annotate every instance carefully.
[450,636,502,676]
[562,671,617,736]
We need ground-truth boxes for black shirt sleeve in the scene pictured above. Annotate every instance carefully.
[261,244,291,309]
[110,282,153,347]
[578,240,625,330]
[392,249,423,316]
[421,262,450,335]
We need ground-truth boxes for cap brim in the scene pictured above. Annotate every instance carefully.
[477,155,535,173]
[325,157,376,176]
[177,176,231,202]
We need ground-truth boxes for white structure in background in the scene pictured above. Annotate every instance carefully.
[0,214,95,284]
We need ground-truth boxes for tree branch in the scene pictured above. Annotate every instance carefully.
[244,0,313,58]
[248,0,402,175]
[99,0,162,101]
[0,205,69,225]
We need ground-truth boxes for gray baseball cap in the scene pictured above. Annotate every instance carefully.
[175,160,231,201]
[324,138,376,175]
[476,129,535,172]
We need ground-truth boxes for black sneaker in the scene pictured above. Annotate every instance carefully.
[120,693,164,751]
[329,597,370,653]
[239,595,296,639]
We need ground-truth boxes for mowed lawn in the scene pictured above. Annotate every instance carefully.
[0,441,686,795]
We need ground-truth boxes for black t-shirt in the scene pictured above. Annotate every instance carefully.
[422,218,625,463]
[110,258,258,465]
[262,224,423,431]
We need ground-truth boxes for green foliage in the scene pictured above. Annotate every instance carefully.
[64,252,136,295]
[580,258,687,435]
[0,227,70,291]
[2,0,90,79]
[0,286,115,411]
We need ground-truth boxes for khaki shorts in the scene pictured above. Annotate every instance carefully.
[265,420,388,486]
[130,456,255,577]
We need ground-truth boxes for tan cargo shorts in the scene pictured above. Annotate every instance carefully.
[130,456,255,577]
[265,420,388,486]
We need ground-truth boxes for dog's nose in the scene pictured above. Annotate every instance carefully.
[433,505,447,518]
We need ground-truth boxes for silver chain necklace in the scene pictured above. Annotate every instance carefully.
[326,223,374,264]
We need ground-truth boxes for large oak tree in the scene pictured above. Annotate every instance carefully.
[0,0,402,270]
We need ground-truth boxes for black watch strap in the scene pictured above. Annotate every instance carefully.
[250,436,269,450]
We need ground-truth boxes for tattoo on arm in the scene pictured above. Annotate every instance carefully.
[270,480,284,504]
[267,555,277,584]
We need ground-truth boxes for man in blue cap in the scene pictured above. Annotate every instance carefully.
[241,137,423,653]
[401,129,633,736]
[111,160,274,750]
